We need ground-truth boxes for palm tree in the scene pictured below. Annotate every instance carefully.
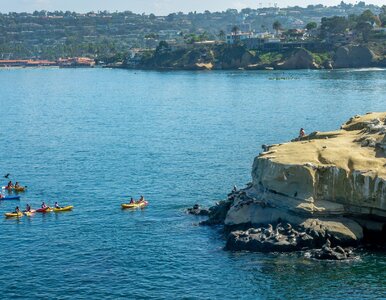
[218,30,226,41]
[231,26,240,44]
[273,21,282,36]
[232,25,240,33]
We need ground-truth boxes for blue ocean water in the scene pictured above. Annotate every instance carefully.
[0,68,385,299]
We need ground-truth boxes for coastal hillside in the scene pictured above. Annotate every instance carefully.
[0,4,383,59]
[134,44,258,70]
[129,43,386,70]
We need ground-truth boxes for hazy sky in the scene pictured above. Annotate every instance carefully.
[0,0,384,15]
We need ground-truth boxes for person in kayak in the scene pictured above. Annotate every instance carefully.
[14,182,20,189]
[26,204,31,212]
[54,202,61,209]
[129,198,135,204]
[41,202,48,209]
[14,206,20,213]
[6,181,13,189]
[138,195,145,202]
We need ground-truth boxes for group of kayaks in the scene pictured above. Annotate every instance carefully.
[2,183,74,218]
[3,182,149,218]
[0,185,26,201]
[5,206,74,218]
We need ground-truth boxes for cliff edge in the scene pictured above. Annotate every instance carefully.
[205,113,386,250]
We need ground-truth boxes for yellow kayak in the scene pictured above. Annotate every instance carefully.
[24,210,36,216]
[121,201,148,209]
[14,186,26,192]
[5,212,23,218]
[3,186,26,192]
[52,205,73,212]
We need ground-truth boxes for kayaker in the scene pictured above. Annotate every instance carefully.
[138,195,145,202]
[129,198,135,204]
[14,182,20,188]
[25,204,31,212]
[14,206,20,213]
[6,181,13,189]
[54,202,61,209]
[41,202,48,209]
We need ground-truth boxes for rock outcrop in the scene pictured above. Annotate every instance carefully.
[247,112,386,223]
[333,45,375,68]
[201,113,386,254]
[227,113,385,238]
[308,240,355,260]
[226,223,314,252]
[186,204,210,216]
[275,48,319,70]
[200,199,232,225]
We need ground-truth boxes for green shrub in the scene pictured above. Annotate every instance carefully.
[258,52,283,64]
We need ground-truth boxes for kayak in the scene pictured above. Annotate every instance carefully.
[0,195,20,200]
[36,207,50,213]
[5,212,23,218]
[24,210,36,216]
[2,186,26,192]
[121,201,148,209]
[52,206,73,212]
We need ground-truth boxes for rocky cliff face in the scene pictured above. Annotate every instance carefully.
[275,48,319,70]
[222,113,386,246]
[333,45,375,68]
[134,44,386,71]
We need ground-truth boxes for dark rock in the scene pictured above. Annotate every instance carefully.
[225,223,315,252]
[200,200,232,225]
[309,240,354,260]
[323,60,333,69]
[297,233,314,249]
[187,204,210,216]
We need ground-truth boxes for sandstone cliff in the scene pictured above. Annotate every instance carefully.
[274,48,319,70]
[221,113,386,246]
[333,45,376,68]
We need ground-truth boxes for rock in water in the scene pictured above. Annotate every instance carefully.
[216,112,386,247]
[309,240,354,260]
[225,224,314,252]
[187,204,210,216]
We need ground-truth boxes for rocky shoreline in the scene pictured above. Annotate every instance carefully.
[129,44,386,71]
[188,112,386,260]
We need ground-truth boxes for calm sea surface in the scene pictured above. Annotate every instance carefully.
[0,68,385,299]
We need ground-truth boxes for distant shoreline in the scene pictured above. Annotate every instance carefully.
[1,65,385,72]
[0,58,95,68]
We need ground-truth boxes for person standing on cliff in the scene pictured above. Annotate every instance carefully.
[299,128,305,138]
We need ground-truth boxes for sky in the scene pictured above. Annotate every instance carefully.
[0,0,384,15]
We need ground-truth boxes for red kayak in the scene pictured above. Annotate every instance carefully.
[36,207,50,213]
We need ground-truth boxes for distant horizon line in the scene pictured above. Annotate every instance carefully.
[0,2,383,16]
